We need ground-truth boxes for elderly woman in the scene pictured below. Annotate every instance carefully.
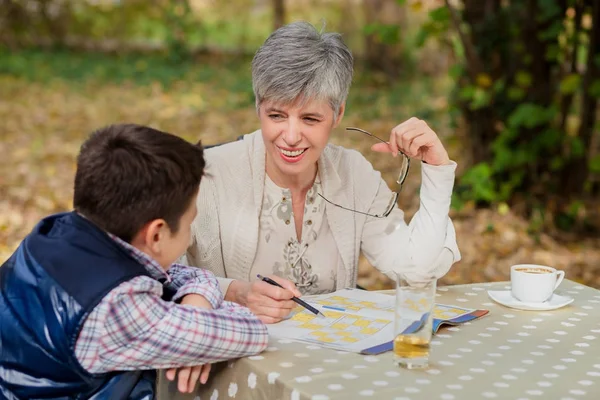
[185,21,460,323]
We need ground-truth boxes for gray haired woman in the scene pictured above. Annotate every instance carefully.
[185,21,460,323]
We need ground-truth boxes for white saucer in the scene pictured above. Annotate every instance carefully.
[487,290,574,311]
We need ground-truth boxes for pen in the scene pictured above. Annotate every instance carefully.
[257,274,325,317]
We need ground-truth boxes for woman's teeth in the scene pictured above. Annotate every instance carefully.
[280,148,306,157]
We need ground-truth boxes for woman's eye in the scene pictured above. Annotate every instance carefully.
[269,114,283,120]
[304,117,319,123]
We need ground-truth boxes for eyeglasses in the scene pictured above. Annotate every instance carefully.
[318,127,410,218]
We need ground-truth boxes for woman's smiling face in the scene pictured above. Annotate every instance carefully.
[260,98,344,185]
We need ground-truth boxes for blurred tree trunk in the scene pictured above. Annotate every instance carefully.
[362,0,406,77]
[451,0,497,165]
[452,0,565,183]
[273,0,286,30]
[39,0,73,45]
[0,0,28,46]
[443,0,599,216]
[563,0,600,194]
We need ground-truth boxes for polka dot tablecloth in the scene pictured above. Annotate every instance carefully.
[157,280,600,400]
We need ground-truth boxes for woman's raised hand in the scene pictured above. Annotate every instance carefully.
[371,117,451,166]
[229,275,301,324]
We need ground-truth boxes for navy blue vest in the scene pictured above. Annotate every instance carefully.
[0,212,157,400]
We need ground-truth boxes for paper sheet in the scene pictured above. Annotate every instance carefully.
[267,289,397,353]
[267,288,486,353]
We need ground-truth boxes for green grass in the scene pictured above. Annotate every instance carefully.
[0,47,452,126]
[0,47,245,86]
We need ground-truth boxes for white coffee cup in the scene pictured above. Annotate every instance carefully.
[510,264,565,303]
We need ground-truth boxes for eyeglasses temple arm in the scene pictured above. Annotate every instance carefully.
[317,193,384,218]
[345,127,411,160]
[345,127,388,145]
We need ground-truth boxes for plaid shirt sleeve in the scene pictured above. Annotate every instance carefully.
[167,263,223,308]
[74,276,269,373]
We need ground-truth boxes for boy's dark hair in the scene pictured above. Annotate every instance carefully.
[74,124,205,243]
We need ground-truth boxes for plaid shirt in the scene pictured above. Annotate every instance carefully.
[74,235,268,373]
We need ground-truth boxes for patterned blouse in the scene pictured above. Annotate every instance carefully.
[251,175,339,295]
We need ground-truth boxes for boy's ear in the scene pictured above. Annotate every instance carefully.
[137,219,168,255]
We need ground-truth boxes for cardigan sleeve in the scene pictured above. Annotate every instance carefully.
[360,161,460,282]
[185,176,228,283]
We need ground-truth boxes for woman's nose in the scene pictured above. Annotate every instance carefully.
[283,123,301,146]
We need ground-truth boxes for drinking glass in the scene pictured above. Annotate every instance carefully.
[393,274,437,369]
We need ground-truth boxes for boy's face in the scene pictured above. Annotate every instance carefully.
[156,198,198,269]
[134,194,198,269]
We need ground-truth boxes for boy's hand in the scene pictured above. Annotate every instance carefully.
[166,364,212,393]
[180,293,212,309]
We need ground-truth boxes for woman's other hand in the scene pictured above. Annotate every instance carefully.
[227,275,301,324]
[371,117,451,166]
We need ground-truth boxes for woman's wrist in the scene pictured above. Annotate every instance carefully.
[225,280,249,306]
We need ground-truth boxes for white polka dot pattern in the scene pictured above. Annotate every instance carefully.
[267,372,280,384]
[227,382,237,397]
[159,281,600,400]
[247,373,257,389]
[372,380,389,387]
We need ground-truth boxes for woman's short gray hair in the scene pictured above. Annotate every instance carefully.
[252,21,354,119]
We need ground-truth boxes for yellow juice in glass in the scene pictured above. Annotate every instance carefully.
[394,275,436,369]
[393,332,431,359]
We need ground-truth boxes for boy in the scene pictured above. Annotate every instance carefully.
[0,124,269,399]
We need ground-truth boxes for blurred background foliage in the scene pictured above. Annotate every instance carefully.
[1,0,599,288]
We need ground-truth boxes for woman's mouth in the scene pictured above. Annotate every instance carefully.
[277,146,307,163]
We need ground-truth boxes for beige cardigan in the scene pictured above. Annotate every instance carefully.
[186,131,460,292]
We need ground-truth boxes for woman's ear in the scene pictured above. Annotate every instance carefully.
[333,103,346,128]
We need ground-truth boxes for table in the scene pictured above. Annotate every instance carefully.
[157,280,600,399]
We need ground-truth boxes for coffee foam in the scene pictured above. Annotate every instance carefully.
[515,268,552,274]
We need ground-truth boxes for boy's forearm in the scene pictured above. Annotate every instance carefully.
[180,293,213,309]
[172,281,222,308]
[138,305,269,368]
[169,264,223,308]
[168,264,219,289]
[76,277,267,374]
[85,304,268,373]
